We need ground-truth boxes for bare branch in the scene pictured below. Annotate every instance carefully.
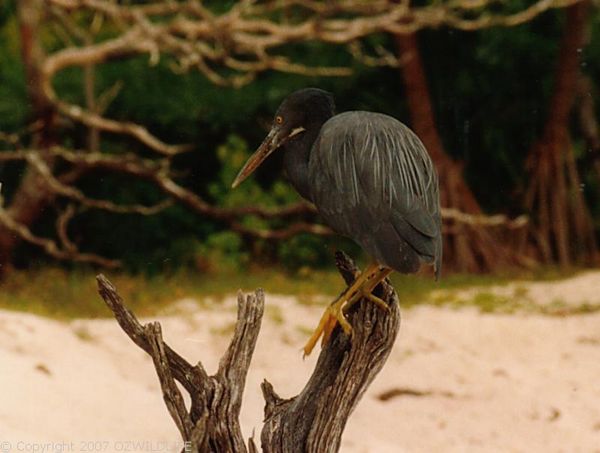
[96,80,124,115]
[232,221,333,240]
[24,151,173,215]
[262,251,400,452]
[145,322,195,440]
[53,99,191,156]
[96,275,264,451]
[0,132,22,149]
[1,144,529,241]
[0,195,120,268]
[48,3,91,44]
[441,207,528,229]
[56,203,77,252]
[219,289,266,382]
[96,274,208,394]
[1,0,567,270]
[96,251,400,452]
[39,0,581,152]
[18,147,315,220]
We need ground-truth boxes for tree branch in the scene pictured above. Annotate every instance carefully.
[25,151,173,215]
[0,145,529,237]
[260,251,400,452]
[56,203,77,252]
[145,322,196,441]
[3,0,561,270]
[46,146,528,228]
[0,195,120,268]
[96,250,401,452]
[37,0,581,158]
[96,275,264,452]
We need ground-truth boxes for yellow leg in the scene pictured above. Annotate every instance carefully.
[302,264,376,357]
[320,315,339,348]
[344,267,393,314]
[303,263,392,356]
[302,309,334,357]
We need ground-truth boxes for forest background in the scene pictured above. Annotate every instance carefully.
[1,0,599,310]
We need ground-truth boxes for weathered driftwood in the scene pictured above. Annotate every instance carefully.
[97,276,264,451]
[96,251,400,453]
[261,252,400,452]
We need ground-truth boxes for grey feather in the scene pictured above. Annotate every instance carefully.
[308,111,442,278]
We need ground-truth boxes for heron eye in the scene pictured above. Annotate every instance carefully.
[275,116,283,124]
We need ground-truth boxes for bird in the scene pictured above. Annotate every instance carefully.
[232,88,442,355]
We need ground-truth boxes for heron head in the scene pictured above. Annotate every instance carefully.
[231,88,335,188]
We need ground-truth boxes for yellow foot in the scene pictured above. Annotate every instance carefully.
[302,263,392,357]
[365,292,390,310]
[302,298,352,357]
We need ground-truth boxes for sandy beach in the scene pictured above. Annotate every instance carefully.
[1,273,600,452]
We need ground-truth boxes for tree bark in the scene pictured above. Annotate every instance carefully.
[261,252,399,452]
[576,75,600,156]
[97,275,262,452]
[395,32,524,273]
[96,251,400,453]
[520,0,596,265]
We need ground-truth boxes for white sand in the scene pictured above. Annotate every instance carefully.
[1,273,600,452]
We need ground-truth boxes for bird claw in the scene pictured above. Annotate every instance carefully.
[363,292,390,312]
[302,263,392,357]
[329,303,353,335]
[303,304,352,357]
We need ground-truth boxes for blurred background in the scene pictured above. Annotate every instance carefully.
[2,1,600,450]
[0,0,599,309]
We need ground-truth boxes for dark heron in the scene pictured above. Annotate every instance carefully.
[232,88,442,355]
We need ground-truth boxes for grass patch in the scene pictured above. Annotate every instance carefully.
[210,321,236,337]
[0,265,593,319]
[72,325,96,342]
[389,272,517,308]
[467,291,518,313]
[538,299,600,316]
[295,325,314,336]
[266,304,285,325]
[0,266,347,319]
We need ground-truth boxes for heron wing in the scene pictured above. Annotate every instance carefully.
[309,111,442,277]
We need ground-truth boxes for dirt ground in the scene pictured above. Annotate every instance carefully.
[1,272,600,452]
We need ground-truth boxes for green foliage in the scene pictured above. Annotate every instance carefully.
[418,15,562,211]
[277,234,331,270]
[0,14,27,133]
[195,232,249,274]
[204,135,353,271]
[1,5,600,274]
[209,135,301,209]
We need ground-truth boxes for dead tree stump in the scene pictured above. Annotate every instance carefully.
[96,252,400,453]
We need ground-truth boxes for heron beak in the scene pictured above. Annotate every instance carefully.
[232,125,306,188]
[231,127,281,189]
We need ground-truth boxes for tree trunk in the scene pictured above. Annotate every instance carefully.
[0,0,57,275]
[576,74,600,182]
[520,0,596,266]
[96,251,401,452]
[260,252,399,452]
[395,32,523,273]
